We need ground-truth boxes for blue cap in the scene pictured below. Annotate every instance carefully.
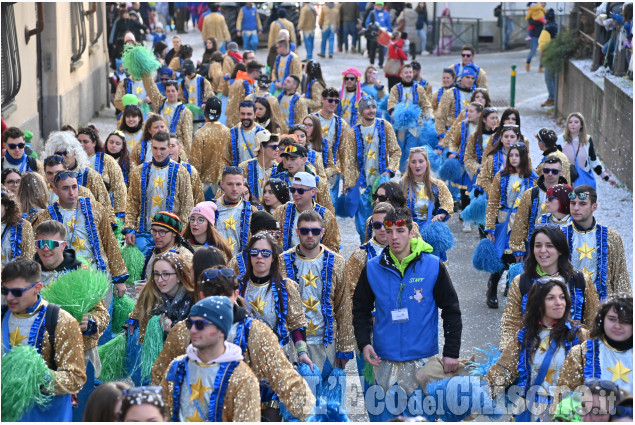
[461,63,478,78]
[160,67,174,77]
[188,296,234,339]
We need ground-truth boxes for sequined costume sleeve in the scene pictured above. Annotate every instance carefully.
[245,319,316,420]
[222,361,261,422]
[208,62,223,93]
[582,274,600,328]
[130,143,143,167]
[431,89,441,112]
[142,74,166,113]
[338,127,359,189]
[346,247,367,298]
[174,165,195,226]
[18,219,36,261]
[321,208,341,253]
[203,78,214,101]
[484,333,521,393]
[330,251,356,353]
[221,134,234,170]
[606,228,632,296]
[477,69,489,91]
[102,154,128,217]
[39,302,87,395]
[31,208,53,232]
[384,120,401,175]
[84,300,110,351]
[87,169,116,223]
[484,173,502,231]
[499,275,523,351]
[555,343,586,394]
[441,117,462,151]
[226,80,247,128]
[269,95,287,133]
[434,178,454,218]
[387,85,400,112]
[475,154,495,196]
[324,118,348,179]
[186,163,205,204]
[306,81,326,114]
[417,84,434,118]
[226,256,239,275]
[168,57,182,74]
[312,151,327,181]
[191,122,231,184]
[464,132,481,178]
[293,97,308,125]
[151,320,189,385]
[290,55,303,82]
[508,189,534,255]
[273,274,308,332]
[114,79,127,111]
[95,200,128,279]
[435,90,456,135]
[316,177,335,214]
[124,165,142,231]
[176,108,194,157]
[220,56,235,97]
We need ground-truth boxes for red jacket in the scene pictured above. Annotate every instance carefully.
[386,39,408,76]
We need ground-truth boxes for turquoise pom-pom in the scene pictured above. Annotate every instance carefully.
[392,103,422,131]
[507,262,525,286]
[420,221,455,256]
[472,238,505,273]
[460,190,487,226]
[425,376,502,421]
[438,157,463,182]
[417,117,438,148]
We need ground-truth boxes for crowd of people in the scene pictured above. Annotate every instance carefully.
[1,1,633,423]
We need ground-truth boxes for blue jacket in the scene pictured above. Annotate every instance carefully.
[240,6,259,31]
[353,239,462,361]
[365,9,392,31]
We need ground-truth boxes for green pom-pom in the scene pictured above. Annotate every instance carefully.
[97,333,127,381]
[122,93,140,107]
[141,315,165,382]
[363,361,375,385]
[111,295,136,333]
[122,44,161,80]
[139,102,152,116]
[2,345,54,421]
[114,218,124,245]
[121,244,145,285]
[185,104,203,116]
[23,130,34,143]
[40,268,110,322]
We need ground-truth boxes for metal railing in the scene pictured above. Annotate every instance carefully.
[1,3,22,108]
[432,17,481,54]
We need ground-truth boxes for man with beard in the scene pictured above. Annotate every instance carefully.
[222,101,266,168]
[278,75,307,129]
[227,60,264,128]
[435,64,477,138]
[337,68,362,128]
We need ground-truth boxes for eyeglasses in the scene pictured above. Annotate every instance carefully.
[462,53,473,57]
[298,227,322,236]
[4,179,21,186]
[568,192,589,201]
[152,271,177,281]
[372,221,385,230]
[1,281,39,297]
[54,151,69,157]
[223,166,244,173]
[202,269,235,280]
[325,98,340,104]
[185,318,215,330]
[189,217,207,224]
[344,76,356,81]
[289,187,312,195]
[150,228,171,237]
[384,219,410,228]
[7,143,25,150]
[53,171,79,184]
[35,239,65,250]
[372,193,388,203]
[542,167,561,175]
[249,248,273,258]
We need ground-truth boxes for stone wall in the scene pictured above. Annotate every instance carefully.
[557,60,633,190]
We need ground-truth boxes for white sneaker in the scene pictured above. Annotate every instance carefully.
[462,222,471,233]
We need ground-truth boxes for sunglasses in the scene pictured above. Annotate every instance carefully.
[249,248,273,258]
[1,281,39,297]
[462,53,473,57]
[372,193,388,202]
[54,151,69,157]
[264,144,279,150]
[546,195,558,202]
[509,142,526,150]
[289,187,312,195]
[53,171,79,183]
[109,130,126,139]
[223,166,244,173]
[325,98,340,104]
[7,143,25,150]
[584,378,620,393]
[568,192,589,200]
[35,239,65,250]
[185,318,215,330]
[202,268,235,279]
[372,221,385,230]
[283,145,300,154]
[542,167,560,175]
[534,223,560,231]
[344,76,356,81]
[298,227,322,236]
[535,276,566,285]
[384,219,410,228]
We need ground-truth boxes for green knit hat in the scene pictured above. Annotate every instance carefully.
[151,211,183,234]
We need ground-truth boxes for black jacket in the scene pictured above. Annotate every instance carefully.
[34,248,83,273]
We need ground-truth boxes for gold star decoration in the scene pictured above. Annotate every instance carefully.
[539,337,550,353]
[416,186,427,200]
[189,377,211,403]
[72,238,87,252]
[307,319,320,335]
[249,295,269,315]
[152,175,166,189]
[185,409,205,422]
[302,295,320,312]
[607,361,632,383]
[581,266,594,280]
[367,148,376,160]
[9,327,27,346]
[365,133,374,145]
[135,86,143,95]
[513,197,522,209]
[417,206,428,219]
[281,99,290,110]
[322,125,329,137]
[540,203,547,213]
[368,166,378,176]
[128,136,138,150]
[576,242,595,261]
[301,270,319,289]
[511,180,521,192]
[544,368,557,385]
[188,84,196,93]
[163,106,174,116]
[223,216,238,231]
[66,216,77,232]
[226,235,236,251]
[341,97,350,107]
[151,193,163,207]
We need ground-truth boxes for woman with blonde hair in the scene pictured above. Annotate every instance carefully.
[556,112,616,188]
[400,147,453,260]
[18,172,49,223]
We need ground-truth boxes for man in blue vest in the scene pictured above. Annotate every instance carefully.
[236,2,263,52]
[353,207,462,421]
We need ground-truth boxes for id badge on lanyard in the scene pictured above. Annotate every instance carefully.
[392,281,409,323]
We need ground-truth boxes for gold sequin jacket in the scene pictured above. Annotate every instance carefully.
[190,121,231,184]
[305,80,326,114]
[226,78,253,128]
[387,83,433,118]
[273,201,341,253]
[484,173,537,233]
[94,153,128,217]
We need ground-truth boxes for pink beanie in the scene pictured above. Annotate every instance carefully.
[340,67,362,104]
[190,201,217,225]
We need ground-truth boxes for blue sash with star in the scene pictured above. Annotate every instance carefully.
[139,162,179,233]
[563,223,609,300]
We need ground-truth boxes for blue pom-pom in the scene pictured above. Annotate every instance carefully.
[425,376,503,421]
[460,190,487,226]
[468,344,502,377]
[297,363,322,398]
[321,368,347,408]
[420,222,454,255]
[472,239,504,273]
[417,117,438,148]
[392,103,422,131]
[424,145,442,172]
[507,263,524,286]
[438,158,463,182]
[306,399,351,422]
[361,85,379,100]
